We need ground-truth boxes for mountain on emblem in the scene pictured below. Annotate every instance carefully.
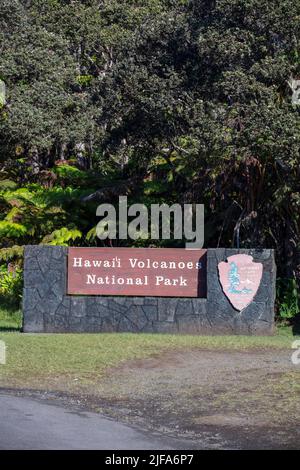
[218,254,263,311]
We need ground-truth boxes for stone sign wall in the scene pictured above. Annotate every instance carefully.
[23,246,276,335]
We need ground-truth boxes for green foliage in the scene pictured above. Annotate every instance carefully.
[277,278,299,319]
[0,265,23,308]
[0,0,299,314]
[143,180,169,196]
[54,164,89,185]
[0,182,98,247]
[0,179,18,190]
[0,246,24,263]
[41,226,82,246]
[85,226,97,243]
[0,300,22,331]
[0,221,27,238]
[97,0,300,289]
[0,78,5,111]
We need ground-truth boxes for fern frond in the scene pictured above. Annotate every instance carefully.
[0,245,24,262]
[86,226,97,242]
[41,226,82,246]
[0,221,28,238]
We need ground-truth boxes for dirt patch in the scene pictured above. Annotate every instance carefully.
[2,348,300,449]
[90,349,300,449]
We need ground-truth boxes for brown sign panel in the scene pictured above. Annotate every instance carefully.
[68,248,207,297]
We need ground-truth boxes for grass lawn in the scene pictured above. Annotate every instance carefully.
[0,304,299,393]
[1,304,300,451]
[0,302,22,331]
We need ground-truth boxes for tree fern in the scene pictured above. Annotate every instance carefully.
[0,221,28,238]
[41,227,82,246]
[0,246,24,263]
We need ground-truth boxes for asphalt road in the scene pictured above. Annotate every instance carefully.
[0,394,197,450]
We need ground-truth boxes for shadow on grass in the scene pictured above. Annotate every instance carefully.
[0,326,21,332]
[292,313,300,336]
[0,299,22,332]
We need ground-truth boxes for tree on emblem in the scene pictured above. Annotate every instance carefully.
[228,262,252,295]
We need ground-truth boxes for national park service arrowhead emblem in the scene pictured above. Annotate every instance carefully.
[218,254,263,311]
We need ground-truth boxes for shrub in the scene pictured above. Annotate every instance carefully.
[0,265,23,309]
[276,278,299,320]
